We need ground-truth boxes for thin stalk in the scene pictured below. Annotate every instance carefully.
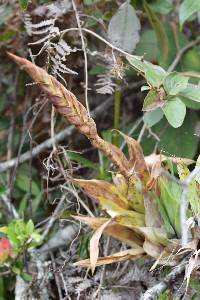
[113,83,122,146]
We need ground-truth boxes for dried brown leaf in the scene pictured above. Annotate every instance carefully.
[145,153,194,168]
[90,219,112,274]
[74,179,129,210]
[73,215,143,247]
[74,248,145,268]
[143,239,164,259]
[144,193,163,228]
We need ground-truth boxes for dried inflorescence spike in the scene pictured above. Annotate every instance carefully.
[8,53,132,179]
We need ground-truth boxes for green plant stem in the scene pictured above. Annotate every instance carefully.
[113,85,122,146]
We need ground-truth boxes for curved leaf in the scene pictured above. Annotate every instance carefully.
[73,215,144,247]
[90,219,111,274]
[179,0,200,27]
[108,2,141,53]
[144,1,169,65]
[74,248,145,268]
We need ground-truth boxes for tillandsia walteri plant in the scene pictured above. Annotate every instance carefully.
[8,53,200,277]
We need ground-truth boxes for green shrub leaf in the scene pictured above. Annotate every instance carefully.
[179,0,200,27]
[179,84,200,102]
[143,1,169,65]
[127,55,166,87]
[108,2,141,53]
[143,108,164,127]
[163,72,189,95]
[162,97,186,128]
[149,0,173,15]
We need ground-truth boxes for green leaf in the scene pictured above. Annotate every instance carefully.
[89,64,108,75]
[179,0,200,27]
[16,173,40,197]
[66,151,98,170]
[162,97,186,128]
[177,164,200,216]
[143,1,169,65]
[180,97,200,110]
[182,49,200,73]
[142,90,164,111]
[12,266,21,275]
[140,110,199,159]
[108,1,141,53]
[149,0,173,15]
[26,220,34,235]
[127,55,166,87]
[143,108,164,127]
[78,233,91,259]
[0,187,7,195]
[0,227,8,234]
[163,72,189,95]
[19,0,29,10]
[30,232,41,243]
[135,30,158,62]
[21,272,32,282]
[161,23,188,68]
[179,84,200,102]
[145,67,165,88]
[143,90,157,111]
[84,0,99,5]
[157,178,181,238]
[0,30,16,43]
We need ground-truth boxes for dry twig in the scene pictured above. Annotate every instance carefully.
[0,97,112,173]
[140,259,187,300]
[167,37,200,72]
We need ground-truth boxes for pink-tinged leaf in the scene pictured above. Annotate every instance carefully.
[112,174,128,196]
[90,219,112,274]
[74,248,145,268]
[144,193,164,228]
[0,238,12,264]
